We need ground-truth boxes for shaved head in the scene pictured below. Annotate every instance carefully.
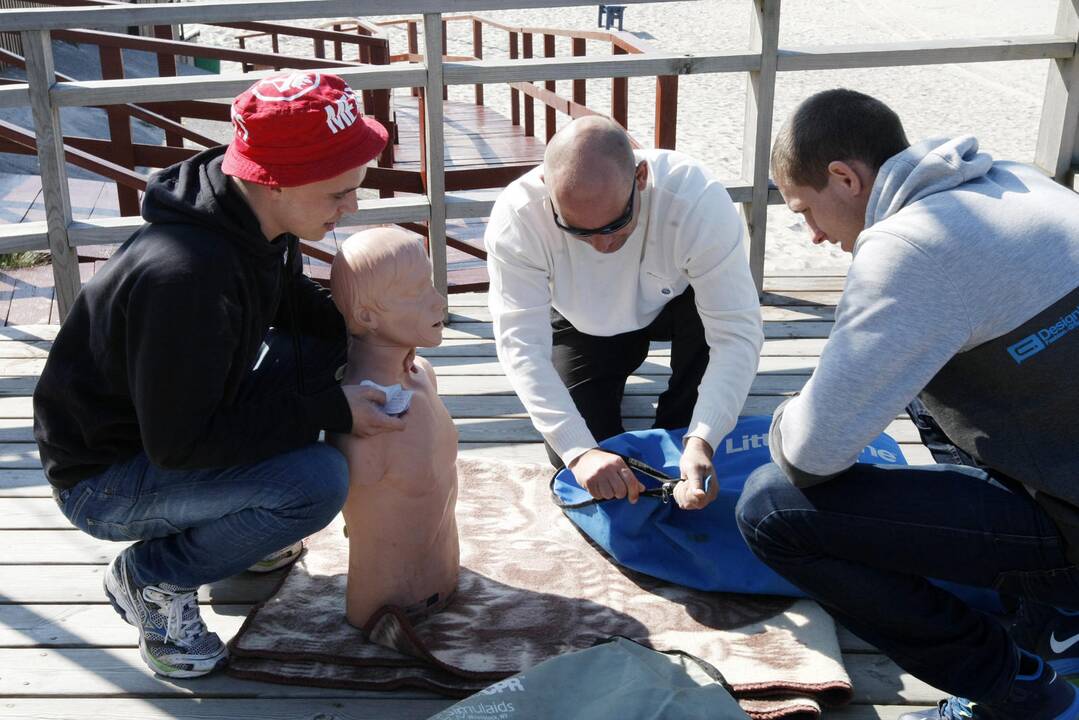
[331,227,428,335]
[544,116,636,205]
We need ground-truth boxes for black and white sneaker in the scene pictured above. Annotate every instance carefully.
[103,550,228,678]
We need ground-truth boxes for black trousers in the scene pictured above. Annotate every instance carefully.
[545,287,708,468]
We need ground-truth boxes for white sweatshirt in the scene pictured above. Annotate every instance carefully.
[485,149,763,465]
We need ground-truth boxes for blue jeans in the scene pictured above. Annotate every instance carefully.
[736,461,1078,704]
[53,330,350,589]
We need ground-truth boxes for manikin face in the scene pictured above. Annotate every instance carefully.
[776,168,867,254]
[273,165,367,241]
[368,251,447,349]
[550,162,648,255]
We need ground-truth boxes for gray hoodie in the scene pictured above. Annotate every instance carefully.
[771,136,1079,501]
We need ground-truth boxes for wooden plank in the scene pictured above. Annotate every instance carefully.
[0,420,37,443]
[417,337,832,357]
[459,441,934,468]
[443,51,759,85]
[447,416,921,444]
[449,305,836,323]
[424,12,449,299]
[0,603,251,646]
[0,566,281,604]
[1035,1,1079,182]
[742,0,780,293]
[0,443,39,469]
[0,397,33,417]
[0,469,47,497]
[0,698,455,719]
[428,354,820,376]
[21,30,80,321]
[430,373,810,396]
[779,35,1076,71]
[438,320,835,340]
[0,1,678,33]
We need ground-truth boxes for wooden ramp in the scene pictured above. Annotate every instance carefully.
[0,272,947,719]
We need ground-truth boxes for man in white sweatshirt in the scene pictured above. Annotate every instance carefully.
[485,116,762,510]
[736,89,1079,720]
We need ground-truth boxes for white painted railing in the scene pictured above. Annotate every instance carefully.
[1,0,1077,319]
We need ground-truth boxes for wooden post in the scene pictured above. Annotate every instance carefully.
[441,19,448,101]
[472,19,483,106]
[523,32,535,137]
[544,33,556,141]
[314,37,325,59]
[98,45,140,217]
[1035,0,1079,184]
[509,31,520,125]
[151,24,182,148]
[741,0,780,294]
[423,13,448,299]
[612,43,628,128]
[408,20,419,98]
[333,23,343,61]
[22,30,80,321]
[655,75,678,150]
[572,37,586,106]
[371,41,394,197]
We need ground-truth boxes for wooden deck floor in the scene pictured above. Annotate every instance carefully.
[0,274,948,720]
[0,96,950,719]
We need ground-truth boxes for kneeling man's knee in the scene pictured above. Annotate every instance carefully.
[736,462,811,558]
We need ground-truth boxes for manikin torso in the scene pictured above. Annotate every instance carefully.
[330,354,460,629]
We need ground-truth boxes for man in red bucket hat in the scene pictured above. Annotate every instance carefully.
[33,71,402,678]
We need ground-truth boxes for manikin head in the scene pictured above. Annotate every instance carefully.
[221,71,389,242]
[331,228,447,349]
[542,116,648,255]
[771,88,910,253]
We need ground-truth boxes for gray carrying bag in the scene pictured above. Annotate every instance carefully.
[427,636,750,720]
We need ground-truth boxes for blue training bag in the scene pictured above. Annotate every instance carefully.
[550,415,906,596]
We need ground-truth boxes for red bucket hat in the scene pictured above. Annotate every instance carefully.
[222,71,389,188]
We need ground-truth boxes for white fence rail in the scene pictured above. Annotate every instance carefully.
[1,0,1078,319]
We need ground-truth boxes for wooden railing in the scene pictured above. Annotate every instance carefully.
[0,0,1077,321]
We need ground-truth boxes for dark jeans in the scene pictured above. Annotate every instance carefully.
[545,287,708,468]
[736,455,1078,705]
[54,330,350,589]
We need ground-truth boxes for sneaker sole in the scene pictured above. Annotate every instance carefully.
[139,640,228,679]
[1052,658,1079,679]
[1053,683,1079,720]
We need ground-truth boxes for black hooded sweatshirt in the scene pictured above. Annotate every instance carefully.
[33,146,352,490]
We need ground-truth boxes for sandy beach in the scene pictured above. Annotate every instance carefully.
[195,0,1058,273]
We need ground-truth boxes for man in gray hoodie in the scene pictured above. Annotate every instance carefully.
[736,89,1079,720]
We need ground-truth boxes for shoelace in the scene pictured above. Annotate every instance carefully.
[937,696,976,719]
[142,586,206,646]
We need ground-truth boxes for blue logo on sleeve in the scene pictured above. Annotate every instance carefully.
[1007,303,1079,364]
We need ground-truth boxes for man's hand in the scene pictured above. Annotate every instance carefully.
[675,436,718,510]
[341,385,407,438]
[568,448,645,504]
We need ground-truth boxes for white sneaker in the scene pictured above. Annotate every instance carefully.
[246,540,304,573]
[103,551,227,678]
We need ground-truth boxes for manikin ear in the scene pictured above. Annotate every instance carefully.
[354,305,380,333]
[826,160,870,198]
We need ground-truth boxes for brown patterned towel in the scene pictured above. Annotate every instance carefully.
[228,457,851,719]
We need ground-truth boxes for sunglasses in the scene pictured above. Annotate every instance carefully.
[551,163,642,237]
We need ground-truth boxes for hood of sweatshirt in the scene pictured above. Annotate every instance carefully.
[863,135,994,235]
[141,145,288,260]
